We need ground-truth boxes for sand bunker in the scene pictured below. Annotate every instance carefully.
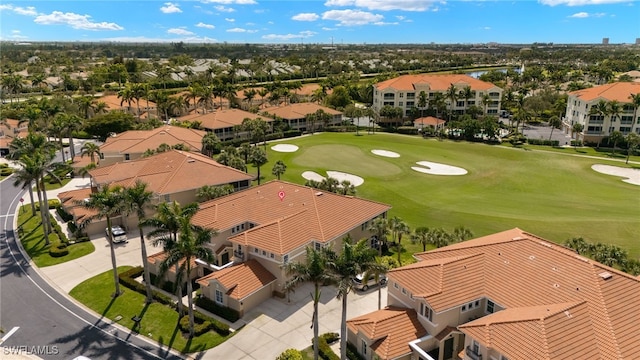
[411,161,468,176]
[271,144,299,153]
[302,171,365,187]
[591,164,640,186]
[371,149,400,158]
[326,171,364,187]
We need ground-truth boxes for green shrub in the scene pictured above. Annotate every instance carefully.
[195,295,240,323]
[57,207,74,222]
[48,234,69,257]
[322,332,340,344]
[526,138,559,146]
[397,126,419,135]
[276,349,303,360]
[346,342,366,360]
[178,315,213,337]
[0,163,8,168]
[34,199,61,211]
[313,334,339,360]
[118,267,175,307]
[194,310,230,336]
[0,168,14,176]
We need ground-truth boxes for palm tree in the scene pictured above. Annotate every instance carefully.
[123,180,155,304]
[196,184,234,202]
[79,184,126,297]
[411,226,430,252]
[80,142,101,165]
[628,93,640,137]
[451,226,473,243]
[460,85,473,114]
[271,160,287,180]
[201,132,221,157]
[159,219,215,338]
[48,114,68,162]
[238,143,252,171]
[283,246,333,360]
[389,216,410,265]
[11,160,39,217]
[572,123,584,148]
[417,90,428,120]
[367,217,389,256]
[250,147,268,185]
[548,116,562,142]
[625,132,640,164]
[143,201,200,316]
[429,228,451,248]
[325,236,376,360]
[445,84,458,121]
[608,131,624,156]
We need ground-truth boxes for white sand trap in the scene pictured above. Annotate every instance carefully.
[302,171,325,182]
[326,171,365,187]
[371,149,400,158]
[271,144,299,153]
[412,161,468,176]
[592,164,640,186]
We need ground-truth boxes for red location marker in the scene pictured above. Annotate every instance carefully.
[278,190,285,201]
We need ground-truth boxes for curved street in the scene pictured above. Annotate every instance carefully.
[0,144,183,360]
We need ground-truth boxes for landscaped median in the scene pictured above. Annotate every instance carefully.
[17,203,94,267]
[70,266,235,354]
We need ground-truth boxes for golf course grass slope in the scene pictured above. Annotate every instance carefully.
[263,133,639,258]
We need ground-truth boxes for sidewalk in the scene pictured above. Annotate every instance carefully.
[24,178,388,360]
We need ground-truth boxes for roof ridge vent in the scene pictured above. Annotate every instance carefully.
[598,271,613,280]
[315,192,323,196]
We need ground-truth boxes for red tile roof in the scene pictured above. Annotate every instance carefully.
[197,259,276,300]
[261,103,342,120]
[89,150,253,195]
[568,82,640,103]
[375,74,498,92]
[391,228,640,360]
[191,180,391,255]
[100,126,206,155]
[414,116,446,127]
[176,108,273,131]
[347,307,427,360]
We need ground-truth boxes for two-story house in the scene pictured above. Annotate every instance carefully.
[372,74,503,118]
[348,228,640,360]
[187,180,391,317]
[564,82,640,143]
[261,103,343,132]
[175,108,275,141]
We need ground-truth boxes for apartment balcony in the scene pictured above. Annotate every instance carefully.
[465,346,482,360]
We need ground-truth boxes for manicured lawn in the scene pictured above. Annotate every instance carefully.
[70,267,232,354]
[42,178,72,191]
[17,207,94,267]
[256,132,640,258]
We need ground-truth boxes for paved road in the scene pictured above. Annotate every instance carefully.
[0,144,183,360]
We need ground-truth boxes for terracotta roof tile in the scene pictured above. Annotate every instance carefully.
[261,103,342,120]
[89,150,252,195]
[568,82,640,103]
[176,108,274,131]
[100,126,206,154]
[390,228,640,359]
[192,181,391,255]
[375,74,499,92]
[347,307,427,360]
[196,259,276,300]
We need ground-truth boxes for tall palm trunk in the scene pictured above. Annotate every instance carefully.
[40,177,53,234]
[139,226,153,304]
[34,179,50,244]
[106,215,121,297]
[340,294,348,360]
[312,283,320,360]
[27,182,36,217]
[186,261,195,338]
[68,136,76,159]
[176,263,184,317]
[59,137,66,163]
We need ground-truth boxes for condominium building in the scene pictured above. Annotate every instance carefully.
[564,82,640,143]
[372,74,503,118]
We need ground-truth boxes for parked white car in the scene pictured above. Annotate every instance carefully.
[353,272,387,291]
[105,225,127,243]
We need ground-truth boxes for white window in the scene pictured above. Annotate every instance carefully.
[394,282,399,289]
[270,253,275,259]
[254,248,259,253]
[283,254,289,264]
[215,289,223,304]
[315,242,321,251]
[361,339,367,355]
[487,300,495,314]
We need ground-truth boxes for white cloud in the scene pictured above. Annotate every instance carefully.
[102,35,218,43]
[160,2,182,13]
[539,0,629,6]
[34,11,124,30]
[196,22,216,29]
[324,0,436,11]
[225,17,235,22]
[214,5,236,12]
[0,4,38,16]
[482,26,491,30]
[322,9,384,26]
[262,31,317,41]
[226,27,258,33]
[322,27,338,31]
[292,13,320,21]
[569,11,606,17]
[168,28,195,35]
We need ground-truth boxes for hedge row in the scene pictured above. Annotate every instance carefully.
[526,138,560,146]
[194,295,240,323]
[34,199,61,210]
[48,233,69,257]
[1,168,14,176]
[56,207,74,222]
[179,315,213,337]
[118,267,230,336]
[314,333,339,360]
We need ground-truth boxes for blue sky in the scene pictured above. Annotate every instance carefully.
[0,0,638,44]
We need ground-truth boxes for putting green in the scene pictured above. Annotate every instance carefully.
[265,133,640,258]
